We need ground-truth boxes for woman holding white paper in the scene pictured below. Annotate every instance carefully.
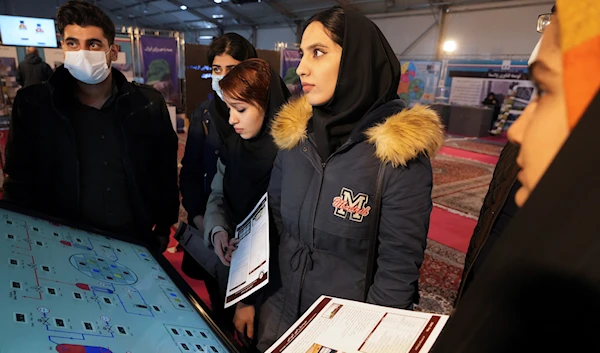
[203,58,291,344]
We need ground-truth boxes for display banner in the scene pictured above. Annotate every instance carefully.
[114,36,134,82]
[43,48,64,69]
[280,49,302,96]
[398,60,442,105]
[0,46,19,119]
[140,36,178,105]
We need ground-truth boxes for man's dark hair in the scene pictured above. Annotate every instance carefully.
[303,6,345,47]
[207,33,257,65]
[57,1,116,44]
[551,5,556,14]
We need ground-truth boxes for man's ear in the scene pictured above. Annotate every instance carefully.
[109,43,120,62]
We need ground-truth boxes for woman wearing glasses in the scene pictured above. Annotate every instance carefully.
[454,4,556,309]
[433,1,600,351]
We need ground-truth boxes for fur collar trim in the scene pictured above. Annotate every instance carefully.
[271,96,444,167]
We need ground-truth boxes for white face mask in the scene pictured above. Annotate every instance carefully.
[64,50,111,85]
[212,74,224,100]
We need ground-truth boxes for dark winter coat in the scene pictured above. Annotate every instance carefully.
[455,142,520,305]
[180,100,225,223]
[179,99,234,329]
[430,92,600,353]
[3,66,179,249]
[16,53,54,88]
[256,96,445,351]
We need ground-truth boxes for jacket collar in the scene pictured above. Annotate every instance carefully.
[271,95,445,167]
[49,66,134,117]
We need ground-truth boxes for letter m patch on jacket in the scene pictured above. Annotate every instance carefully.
[332,187,372,222]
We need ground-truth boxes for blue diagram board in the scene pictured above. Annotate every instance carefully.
[0,207,233,353]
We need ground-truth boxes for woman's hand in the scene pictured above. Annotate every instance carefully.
[213,231,231,266]
[233,302,255,344]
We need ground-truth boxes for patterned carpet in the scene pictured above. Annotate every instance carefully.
[416,239,465,314]
[444,136,506,157]
[417,143,498,314]
[431,154,495,218]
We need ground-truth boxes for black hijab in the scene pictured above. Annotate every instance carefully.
[430,92,600,352]
[221,68,291,225]
[208,35,258,142]
[311,8,401,162]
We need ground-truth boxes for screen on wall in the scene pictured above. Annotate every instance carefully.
[0,15,57,48]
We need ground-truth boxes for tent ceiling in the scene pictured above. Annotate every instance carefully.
[96,0,548,31]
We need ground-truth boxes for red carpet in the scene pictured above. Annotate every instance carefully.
[439,146,499,165]
[428,207,476,253]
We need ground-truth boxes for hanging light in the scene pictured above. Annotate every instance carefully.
[443,40,457,53]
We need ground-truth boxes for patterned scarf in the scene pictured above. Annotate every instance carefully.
[557,0,600,129]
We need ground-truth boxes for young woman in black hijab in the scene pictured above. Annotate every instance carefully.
[254,6,444,351]
[178,33,257,324]
[431,6,600,352]
[202,59,291,343]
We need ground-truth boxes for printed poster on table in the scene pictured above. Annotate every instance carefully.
[281,49,302,96]
[398,61,441,106]
[266,296,448,353]
[140,36,178,105]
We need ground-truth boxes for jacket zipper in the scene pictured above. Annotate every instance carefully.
[455,172,519,305]
[51,99,81,215]
[297,136,349,313]
[116,96,154,230]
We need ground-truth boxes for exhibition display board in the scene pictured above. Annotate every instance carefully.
[398,60,442,105]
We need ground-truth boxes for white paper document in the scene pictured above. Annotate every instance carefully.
[266,296,448,353]
[224,192,270,308]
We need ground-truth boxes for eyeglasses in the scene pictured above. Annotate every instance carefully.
[537,13,551,33]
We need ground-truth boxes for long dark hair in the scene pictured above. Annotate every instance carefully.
[207,33,257,65]
[303,6,345,47]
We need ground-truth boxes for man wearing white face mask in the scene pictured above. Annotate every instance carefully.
[3,1,179,254]
[454,4,555,308]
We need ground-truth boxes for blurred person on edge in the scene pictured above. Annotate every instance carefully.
[431,1,600,352]
[454,4,556,308]
[3,1,179,254]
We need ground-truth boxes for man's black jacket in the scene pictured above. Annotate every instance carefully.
[3,66,179,248]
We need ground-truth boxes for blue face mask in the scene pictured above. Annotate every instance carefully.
[212,74,224,100]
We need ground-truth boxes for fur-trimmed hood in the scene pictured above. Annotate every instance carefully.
[271,96,445,167]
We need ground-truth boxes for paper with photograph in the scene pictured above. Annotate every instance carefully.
[224,192,270,308]
[266,296,448,353]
